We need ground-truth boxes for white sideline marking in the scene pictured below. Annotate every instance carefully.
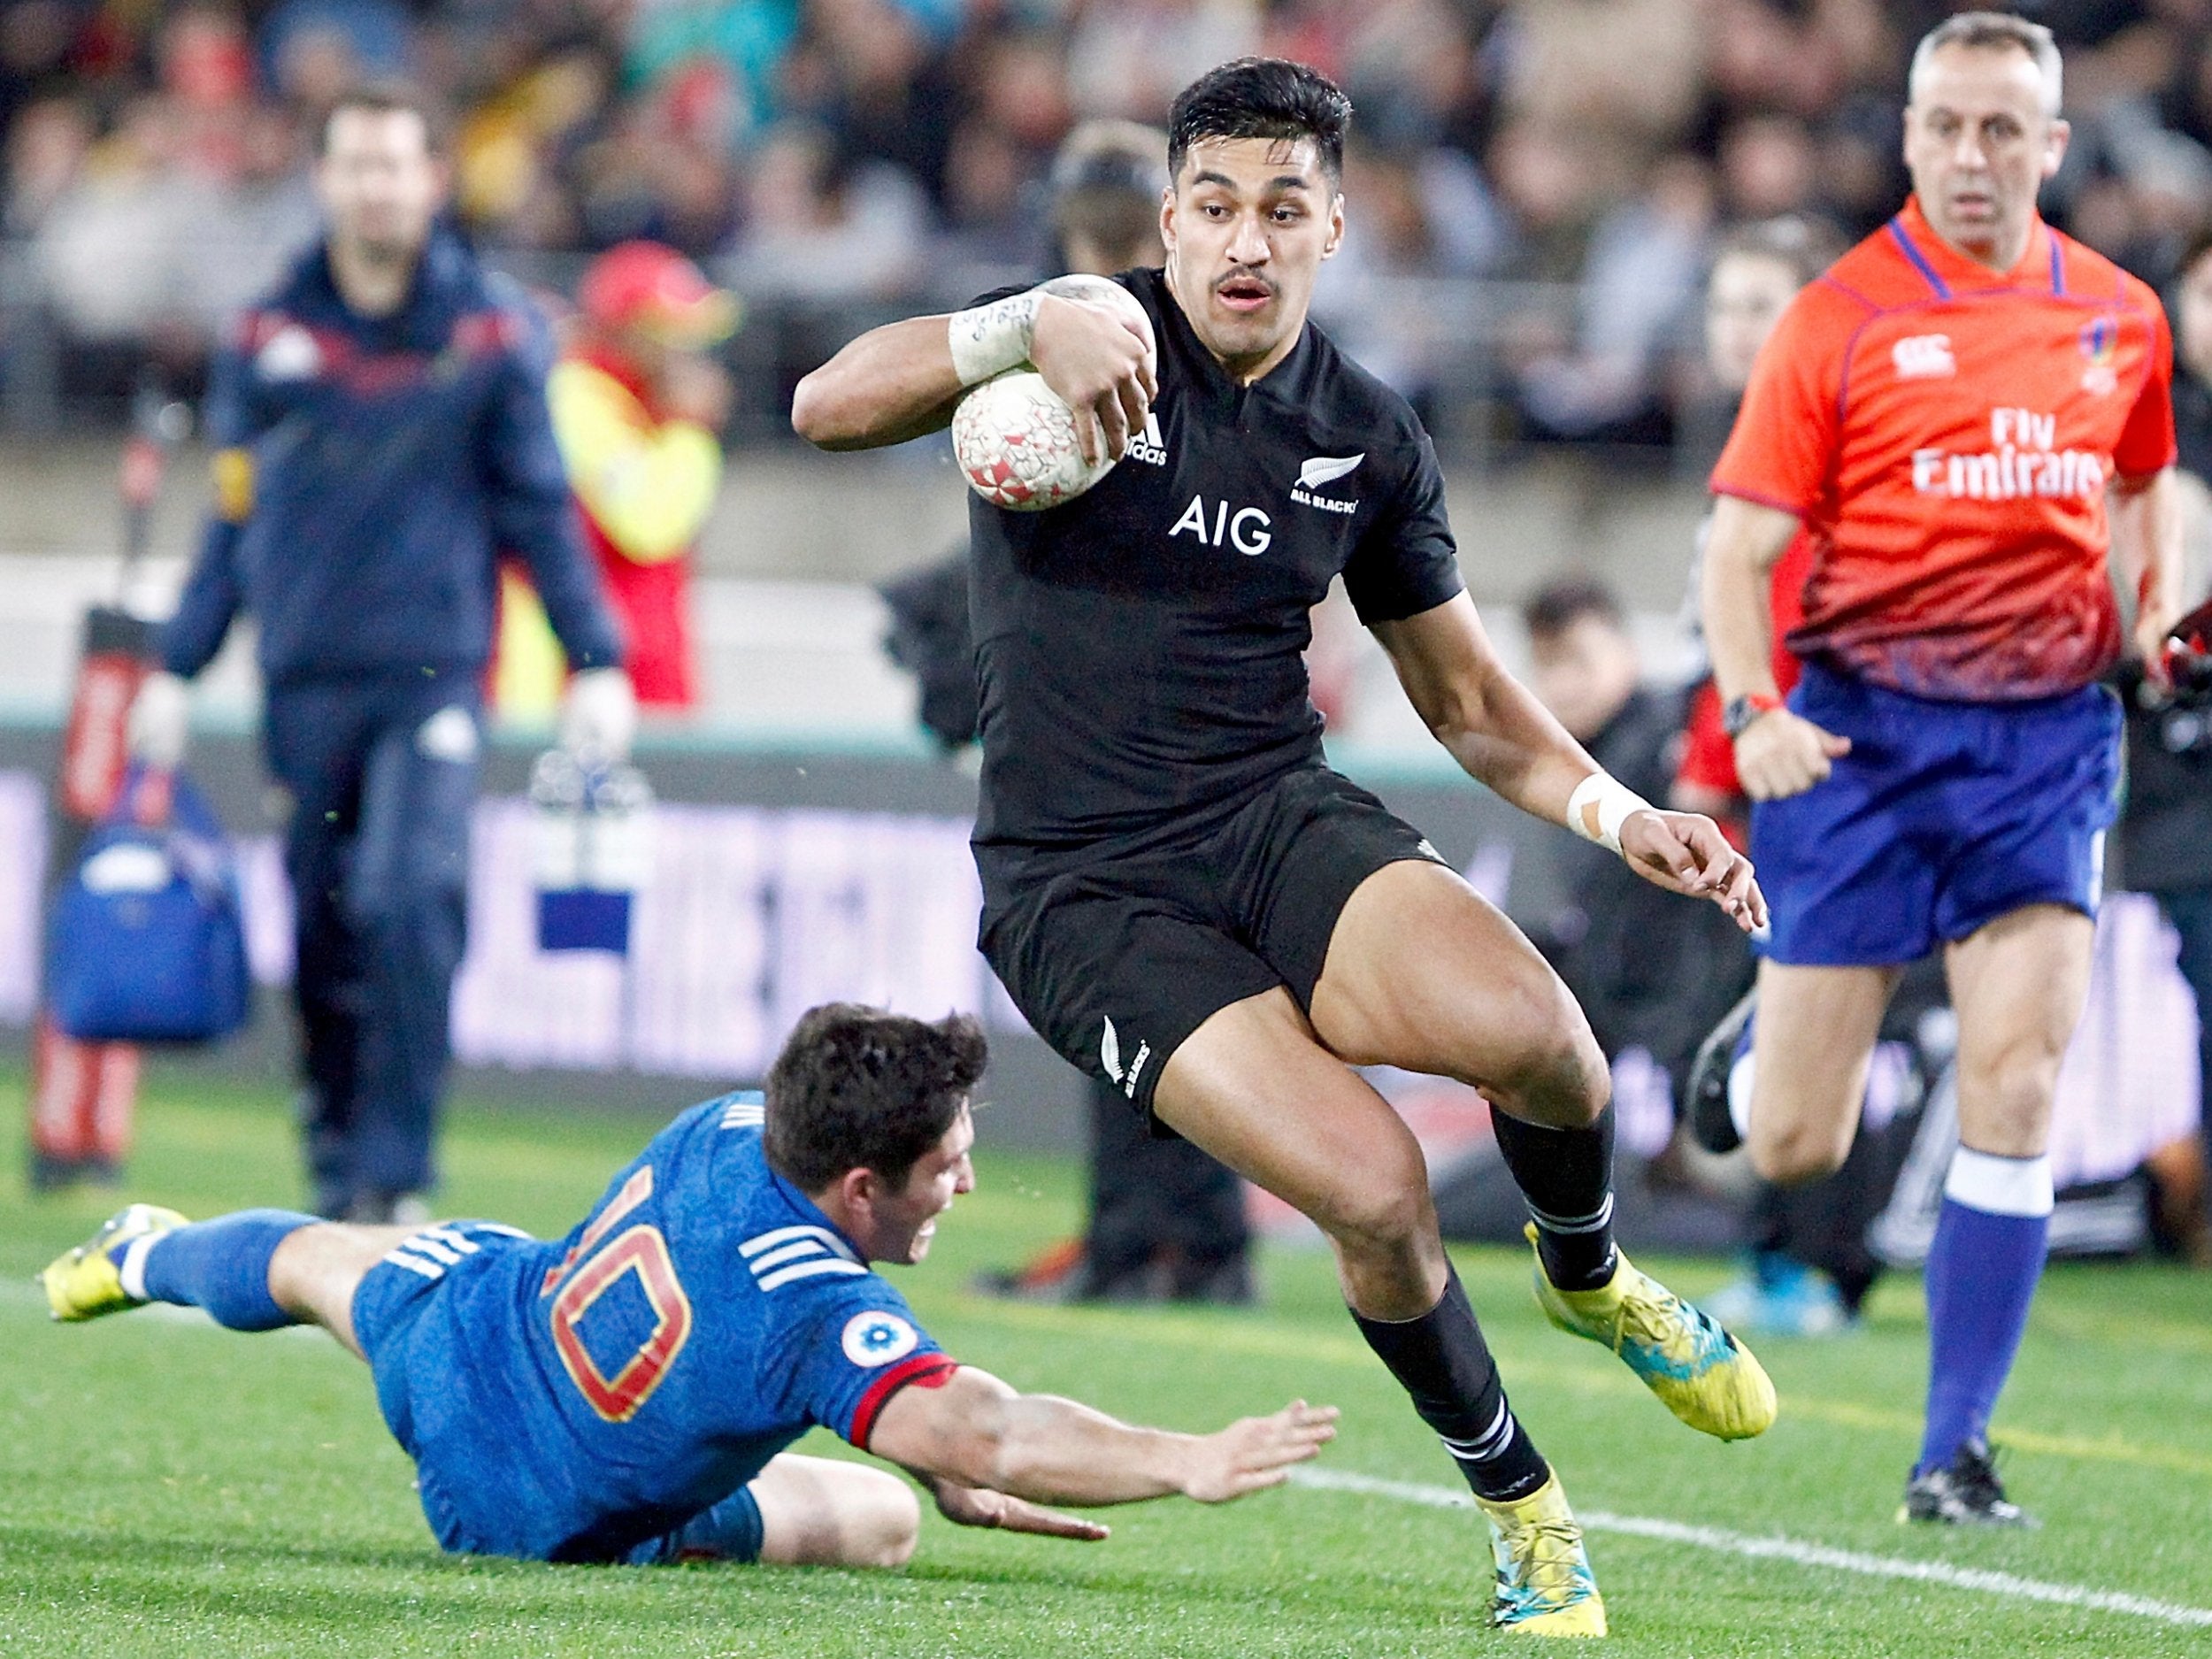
[1293,1467,2212,1630]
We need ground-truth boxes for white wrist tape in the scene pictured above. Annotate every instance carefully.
[1565,772,1654,856]
[949,288,1041,386]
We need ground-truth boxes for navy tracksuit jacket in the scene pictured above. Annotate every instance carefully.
[162,231,623,1208]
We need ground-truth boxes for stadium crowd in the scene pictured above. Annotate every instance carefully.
[12,0,2212,442]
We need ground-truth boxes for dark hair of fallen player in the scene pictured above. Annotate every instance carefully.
[764,1004,987,1192]
[1167,58,1352,188]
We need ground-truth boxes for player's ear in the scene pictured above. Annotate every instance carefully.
[1322,190,1344,260]
[2042,118,2070,180]
[838,1164,879,1218]
[1159,186,1178,256]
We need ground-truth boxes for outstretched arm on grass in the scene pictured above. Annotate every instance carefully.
[866,1365,1337,1540]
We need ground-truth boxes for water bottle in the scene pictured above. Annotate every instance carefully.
[531,749,654,953]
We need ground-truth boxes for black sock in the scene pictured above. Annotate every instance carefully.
[1351,1263,1550,1502]
[1490,1103,1618,1292]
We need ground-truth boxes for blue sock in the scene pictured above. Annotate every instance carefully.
[127,1210,317,1333]
[1917,1148,2052,1475]
[640,1486,765,1565]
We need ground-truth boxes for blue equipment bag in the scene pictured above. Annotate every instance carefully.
[47,765,250,1043]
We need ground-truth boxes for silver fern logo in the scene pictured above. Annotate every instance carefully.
[1297,454,1363,489]
[1101,1016,1123,1084]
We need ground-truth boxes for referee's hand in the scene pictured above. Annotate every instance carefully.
[1619,810,1769,934]
[1732,706,1850,802]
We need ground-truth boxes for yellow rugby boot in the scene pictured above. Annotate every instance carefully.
[1527,1225,1777,1441]
[41,1203,188,1322]
[1477,1473,1608,1637]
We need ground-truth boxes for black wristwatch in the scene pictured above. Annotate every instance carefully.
[1722,694,1783,739]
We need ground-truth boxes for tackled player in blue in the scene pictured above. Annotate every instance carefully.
[43,1004,1336,1570]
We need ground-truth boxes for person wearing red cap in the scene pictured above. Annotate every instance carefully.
[496,241,738,711]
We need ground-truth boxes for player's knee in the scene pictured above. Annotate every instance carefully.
[1317,1149,1433,1260]
[1956,1044,2062,1150]
[1748,1118,1853,1187]
[847,1471,921,1570]
[1490,1010,1608,1131]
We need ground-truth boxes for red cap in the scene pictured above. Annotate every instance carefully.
[578,242,739,346]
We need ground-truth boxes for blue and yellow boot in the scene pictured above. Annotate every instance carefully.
[1527,1225,1777,1441]
[1477,1473,1608,1637]
[41,1203,188,1322]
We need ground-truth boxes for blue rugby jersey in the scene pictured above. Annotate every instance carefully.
[364,1094,955,1563]
[161,231,622,687]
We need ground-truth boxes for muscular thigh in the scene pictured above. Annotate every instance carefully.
[1945,902,2094,1154]
[750,1454,918,1568]
[1306,858,1605,1122]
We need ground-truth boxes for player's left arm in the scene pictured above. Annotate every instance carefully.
[1371,595,1766,932]
[2111,465,2186,677]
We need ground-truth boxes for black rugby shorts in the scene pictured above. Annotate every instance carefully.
[977,764,1448,1124]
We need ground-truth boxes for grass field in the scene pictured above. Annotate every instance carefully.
[3,1071,2208,1657]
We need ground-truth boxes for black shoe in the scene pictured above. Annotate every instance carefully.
[1899,1438,2039,1527]
[1686,987,1758,1154]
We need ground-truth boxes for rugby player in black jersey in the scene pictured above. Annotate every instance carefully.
[794,58,1772,1637]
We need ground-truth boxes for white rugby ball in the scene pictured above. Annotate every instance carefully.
[951,278,1149,512]
[952,371,1113,511]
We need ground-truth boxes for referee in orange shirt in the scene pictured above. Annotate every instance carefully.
[1698,12,2185,1526]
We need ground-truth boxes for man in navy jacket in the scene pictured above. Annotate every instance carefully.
[130,82,634,1221]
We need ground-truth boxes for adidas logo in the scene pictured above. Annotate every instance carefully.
[741,1224,865,1291]
[1127,411,1167,466]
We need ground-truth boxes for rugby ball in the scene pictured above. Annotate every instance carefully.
[951,277,1150,512]
[953,371,1113,511]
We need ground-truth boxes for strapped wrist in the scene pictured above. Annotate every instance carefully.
[1565,772,1654,856]
[949,289,1041,387]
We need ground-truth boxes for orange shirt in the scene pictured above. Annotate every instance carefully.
[1711,196,2175,701]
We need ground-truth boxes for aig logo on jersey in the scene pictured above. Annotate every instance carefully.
[1892,334,1956,380]
[841,1311,919,1368]
[1170,495,1272,555]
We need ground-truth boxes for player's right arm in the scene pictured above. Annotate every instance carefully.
[790,285,1156,463]
[1701,495,1849,801]
[1702,278,1855,802]
[134,326,265,765]
[865,1362,1336,1532]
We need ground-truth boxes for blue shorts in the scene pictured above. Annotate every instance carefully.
[1750,662,2120,967]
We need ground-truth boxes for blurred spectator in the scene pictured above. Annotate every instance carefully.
[1064,0,1258,125]
[12,1,2212,462]
[496,240,738,715]
[1509,153,1713,446]
[725,119,926,297]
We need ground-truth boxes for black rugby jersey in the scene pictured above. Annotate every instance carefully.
[968,265,1464,851]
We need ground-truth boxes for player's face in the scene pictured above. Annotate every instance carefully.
[317,109,446,266]
[871,1102,976,1266]
[1902,43,2068,267]
[2179,252,2212,387]
[1704,252,1801,393]
[1162,135,1344,382]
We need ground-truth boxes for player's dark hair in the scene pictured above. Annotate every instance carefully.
[1167,58,1352,188]
[318,80,448,157]
[764,1003,987,1194]
[1523,576,1625,641]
